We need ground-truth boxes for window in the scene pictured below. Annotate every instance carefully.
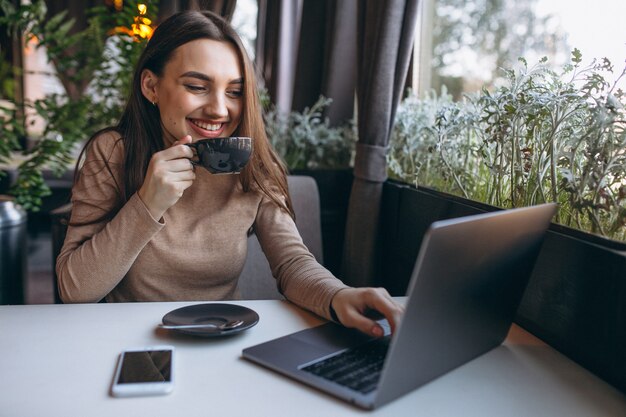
[393,0,626,242]
[414,0,626,97]
[232,0,258,60]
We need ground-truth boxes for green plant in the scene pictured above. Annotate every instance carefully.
[0,0,154,210]
[388,50,626,241]
[0,50,16,100]
[262,91,356,170]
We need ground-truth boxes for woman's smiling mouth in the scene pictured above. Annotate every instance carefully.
[188,118,226,137]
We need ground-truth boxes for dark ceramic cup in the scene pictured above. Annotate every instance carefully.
[186,137,253,174]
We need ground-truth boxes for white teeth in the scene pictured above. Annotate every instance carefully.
[192,120,221,131]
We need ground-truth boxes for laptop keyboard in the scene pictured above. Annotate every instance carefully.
[301,336,391,394]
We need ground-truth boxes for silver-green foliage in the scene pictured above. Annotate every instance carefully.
[263,95,356,170]
[389,50,626,241]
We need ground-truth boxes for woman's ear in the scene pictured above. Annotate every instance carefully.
[140,69,159,105]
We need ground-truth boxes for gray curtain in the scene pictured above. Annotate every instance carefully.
[255,0,303,113]
[291,0,357,126]
[341,0,419,287]
[256,0,356,125]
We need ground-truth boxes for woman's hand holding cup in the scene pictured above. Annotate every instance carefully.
[138,135,196,220]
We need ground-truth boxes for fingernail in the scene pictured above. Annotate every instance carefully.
[372,326,383,337]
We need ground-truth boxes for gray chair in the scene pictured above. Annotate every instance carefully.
[50,175,323,303]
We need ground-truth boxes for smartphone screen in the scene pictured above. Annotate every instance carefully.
[117,350,172,384]
[112,347,174,396]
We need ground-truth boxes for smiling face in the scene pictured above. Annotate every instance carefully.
[141,38,244,147]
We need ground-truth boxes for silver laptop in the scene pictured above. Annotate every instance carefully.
[242,203,557,410]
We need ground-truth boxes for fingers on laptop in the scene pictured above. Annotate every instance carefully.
[331,288,404,337]
[361,288,404,335]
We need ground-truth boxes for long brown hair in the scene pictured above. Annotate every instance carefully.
[76,11,293,219]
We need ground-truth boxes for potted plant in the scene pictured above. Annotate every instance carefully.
[0,0,153,211]
[388,50,626,241]
[383,50,626,393]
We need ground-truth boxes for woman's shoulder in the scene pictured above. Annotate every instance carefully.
[249,167,294,218]
[87,128,125,162]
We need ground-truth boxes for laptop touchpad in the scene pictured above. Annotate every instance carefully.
[291,322,374,351]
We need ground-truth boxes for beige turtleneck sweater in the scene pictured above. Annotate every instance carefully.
[56,131,348,320]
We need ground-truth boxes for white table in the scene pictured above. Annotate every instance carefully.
[1,300,625,416]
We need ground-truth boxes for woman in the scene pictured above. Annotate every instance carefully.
[57,11,402,337]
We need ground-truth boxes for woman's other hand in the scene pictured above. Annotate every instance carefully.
[330,287,404,337]
[138,135,196,219]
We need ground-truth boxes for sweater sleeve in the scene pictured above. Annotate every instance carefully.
[56,132,164,303]
[253,195,349,320]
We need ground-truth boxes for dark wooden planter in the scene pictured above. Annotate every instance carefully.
[291,169,353,277]
[378,180,626,394]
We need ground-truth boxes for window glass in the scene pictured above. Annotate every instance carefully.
[421,0,625,97]
[232,0,258,60]
[395,0,626,242]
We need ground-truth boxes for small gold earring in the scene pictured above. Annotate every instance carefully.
[152,101,157,106]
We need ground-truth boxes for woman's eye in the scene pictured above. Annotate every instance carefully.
[185,84,206,92]
[228,90,243,98]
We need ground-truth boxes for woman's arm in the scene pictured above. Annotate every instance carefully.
[254,196,403,335]
[57,133,195,303]
[253,195,348,319]
[56,132,166,302]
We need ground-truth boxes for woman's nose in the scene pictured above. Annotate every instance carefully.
[203,93,228,119]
